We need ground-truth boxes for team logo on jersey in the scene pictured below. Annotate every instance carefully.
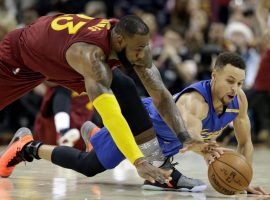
[201,124,229,140]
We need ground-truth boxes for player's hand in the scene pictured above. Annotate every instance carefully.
[203,153,216,165]
[180,139,219,155]
[134,157,172,184]
[245,186,270,195]
[204,147,235,165]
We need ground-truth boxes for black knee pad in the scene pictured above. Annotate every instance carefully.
[111,68,153,136]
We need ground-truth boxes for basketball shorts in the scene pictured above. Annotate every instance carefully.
[90,97,182,169]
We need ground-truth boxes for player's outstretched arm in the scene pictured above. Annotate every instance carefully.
[133,48,217,153]
[176,92,221,160]
[233,90,269,195]
[133,46,189,141]
[233,89,253,165]
[65,42,171,184]
[134,63,188,137]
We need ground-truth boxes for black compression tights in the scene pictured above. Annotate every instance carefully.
[111,68,153,136]
[51,146,106,177]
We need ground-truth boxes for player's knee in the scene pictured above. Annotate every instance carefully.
[77,151,106,177]
[111,70,137,94]
[83,170,97,177]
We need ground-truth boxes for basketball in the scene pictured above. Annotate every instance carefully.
[208,151,253,195]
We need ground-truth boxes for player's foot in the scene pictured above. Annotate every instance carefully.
[80,121,100,152]
[142,157,207,192]
[57,128,80,147]
[0,128,34,178]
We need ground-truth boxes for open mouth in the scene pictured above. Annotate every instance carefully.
[227,95,234,99]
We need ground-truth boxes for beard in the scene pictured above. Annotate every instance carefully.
[116,47,134,70]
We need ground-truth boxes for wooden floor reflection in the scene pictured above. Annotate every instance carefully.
[1,147,270,200]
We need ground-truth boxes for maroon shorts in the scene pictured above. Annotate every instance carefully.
[0,61,46,110]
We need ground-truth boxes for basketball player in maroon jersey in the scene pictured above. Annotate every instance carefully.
[0,14,214,182]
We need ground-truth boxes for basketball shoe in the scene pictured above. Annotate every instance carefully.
[80,121,100,152]
[0,128,35,177]
[57,128,80,147]
[142,157,207,192]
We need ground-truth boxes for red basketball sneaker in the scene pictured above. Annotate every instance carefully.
[0,128,34,178]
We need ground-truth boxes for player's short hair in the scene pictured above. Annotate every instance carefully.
[214,52,246,70]
[114,15,149,37]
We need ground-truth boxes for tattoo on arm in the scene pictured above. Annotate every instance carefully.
[134,64,189,138]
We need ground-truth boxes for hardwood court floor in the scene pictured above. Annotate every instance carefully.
[0,147,269,200]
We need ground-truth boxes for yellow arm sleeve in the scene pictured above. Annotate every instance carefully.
[93,93,144,164]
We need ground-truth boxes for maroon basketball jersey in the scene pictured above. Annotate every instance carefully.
[0,14,117,93]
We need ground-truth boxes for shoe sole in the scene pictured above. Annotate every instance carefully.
[141,184,207,192]
[0,127,32,177]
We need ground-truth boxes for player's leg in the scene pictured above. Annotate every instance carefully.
[0,128,107,178]
[81,118,207,192]
[111,68,165,165]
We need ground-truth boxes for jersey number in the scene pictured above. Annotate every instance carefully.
[51,14,111,34]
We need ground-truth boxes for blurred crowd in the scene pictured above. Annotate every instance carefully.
[0,0,270,146]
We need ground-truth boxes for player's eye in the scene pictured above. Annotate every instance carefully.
[227,80,234,84]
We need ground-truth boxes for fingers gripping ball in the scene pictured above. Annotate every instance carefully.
[208,151,253,195]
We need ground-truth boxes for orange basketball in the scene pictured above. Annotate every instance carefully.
[208,151,253,195]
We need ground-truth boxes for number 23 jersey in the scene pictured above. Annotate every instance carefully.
[2,14,117,93]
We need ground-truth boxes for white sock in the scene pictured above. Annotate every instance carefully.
[54,112,70,133]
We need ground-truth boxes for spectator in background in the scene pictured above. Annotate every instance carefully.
[229,0,260,37]
[140,12,163,53]
[0,0,17,38]
[198,23,225,80]
[250,29,270,145]
[207,23,225,47]
[84,0,107,18]
[224,21,260,89]
[171,0,207,56]
[155,26,197,94]
[34,85,99,151]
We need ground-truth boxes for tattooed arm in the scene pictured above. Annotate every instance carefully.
[133,46,191,142]
[134,63,188,136]
[66,42,172,184]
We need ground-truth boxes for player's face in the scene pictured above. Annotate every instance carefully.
[118,34,150,65]
[212,64,245,105]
